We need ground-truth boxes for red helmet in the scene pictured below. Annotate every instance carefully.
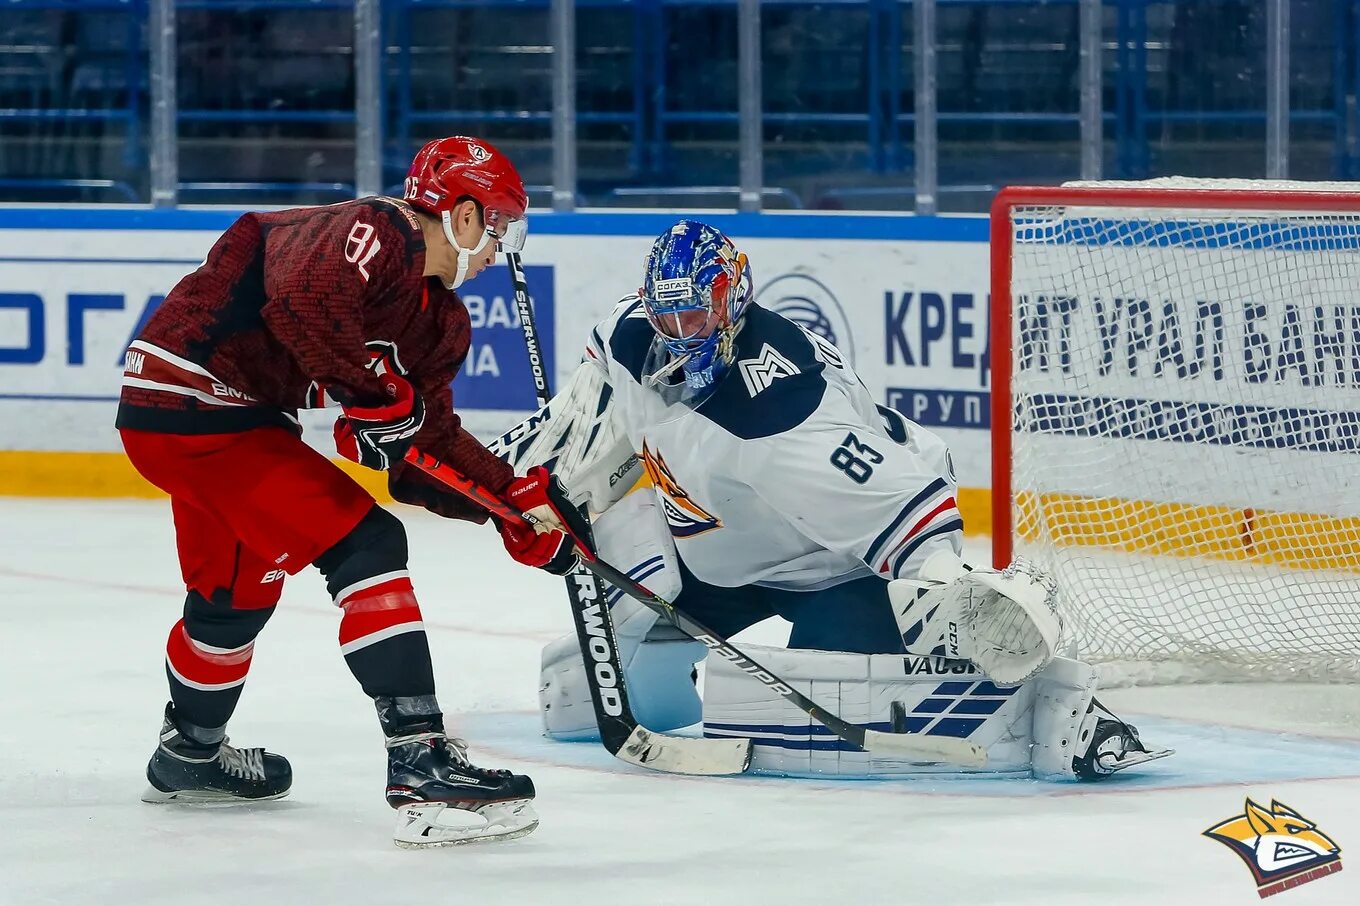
[404,136,528,252]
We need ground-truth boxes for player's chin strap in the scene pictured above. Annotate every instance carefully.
[645,348,691,386]
[645,324,738,390]
[439,211,493,289]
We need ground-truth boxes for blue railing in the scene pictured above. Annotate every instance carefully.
[0,0,1355,207]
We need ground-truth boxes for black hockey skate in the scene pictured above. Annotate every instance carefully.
[142,703,292,803]
[378,696,537,847]
[1072,698,1174,780]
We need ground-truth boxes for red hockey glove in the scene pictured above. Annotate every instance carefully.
[497,466,595,574]
[496,518,578,575]
[334,373,425,471]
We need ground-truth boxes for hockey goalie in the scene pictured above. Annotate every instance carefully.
[492,220,1172,781]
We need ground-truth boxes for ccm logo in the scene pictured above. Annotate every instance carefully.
[260,569,287,584]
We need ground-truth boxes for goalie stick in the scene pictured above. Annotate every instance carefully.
[405,446,988,768]
[501,253,750,776]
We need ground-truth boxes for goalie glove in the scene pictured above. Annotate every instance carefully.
[887,551,1063,686]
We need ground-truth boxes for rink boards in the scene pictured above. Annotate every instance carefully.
[0,207,996,530]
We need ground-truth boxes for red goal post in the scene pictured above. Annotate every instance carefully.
[988,180,1360,682]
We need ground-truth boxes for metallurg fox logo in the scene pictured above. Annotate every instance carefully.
[1203,798,1342,898]
[641,441,721,538]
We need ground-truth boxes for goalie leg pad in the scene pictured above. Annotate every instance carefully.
[539,614,706,741]
[486,361,639,514]
[1030,656,1100,780]
[702,644,1034,778]
[539,490,702,741]
[1030,658,1175,780]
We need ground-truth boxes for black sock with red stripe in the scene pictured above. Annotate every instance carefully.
[315,505,438,712]
[164,590,275,734]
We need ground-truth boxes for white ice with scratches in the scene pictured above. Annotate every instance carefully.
[1,499,1357,905]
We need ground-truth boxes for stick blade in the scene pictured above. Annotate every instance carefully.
[861,729,989,767]
[609,727,752,776]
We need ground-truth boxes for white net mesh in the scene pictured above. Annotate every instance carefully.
[1003,180,1360,683]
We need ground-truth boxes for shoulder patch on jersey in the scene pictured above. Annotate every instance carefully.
[699,305,828,440]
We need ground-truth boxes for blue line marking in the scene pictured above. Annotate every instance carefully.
[605,562,666,605]
[705,734,863,753]
[704,720,893,736]
[625,555,665,577]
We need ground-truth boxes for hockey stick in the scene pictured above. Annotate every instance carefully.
[405,447,988,768]
[499,253,750,776]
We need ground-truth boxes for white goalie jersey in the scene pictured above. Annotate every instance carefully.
[533,295,964,591]
[492,296,1170,782]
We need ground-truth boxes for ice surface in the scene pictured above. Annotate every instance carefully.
[1,499,1357,905]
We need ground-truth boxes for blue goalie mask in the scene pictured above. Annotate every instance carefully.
[639,220,753,397]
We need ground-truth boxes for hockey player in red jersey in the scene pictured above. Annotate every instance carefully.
[116,136,588,846]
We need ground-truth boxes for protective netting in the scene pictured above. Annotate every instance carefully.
[1004,180,1360,683]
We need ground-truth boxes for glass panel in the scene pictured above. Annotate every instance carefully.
[0,0,147,203]
[176,0,356,207]
[2,0,1353,210]
[613,0,741,210]
[923,0,1088,213]
[575,0,645,206]
[1133,1,1268,179]
[1129,0,1345,182]
[763,0,881,212]
[382,0,554,205]
[1288,0,1346,180]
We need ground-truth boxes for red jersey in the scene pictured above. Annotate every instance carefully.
[116,197,513,521]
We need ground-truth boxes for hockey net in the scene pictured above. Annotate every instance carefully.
[992,178,1360,684]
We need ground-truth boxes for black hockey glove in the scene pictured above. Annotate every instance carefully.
[334,373,425,471]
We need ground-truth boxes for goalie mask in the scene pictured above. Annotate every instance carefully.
[639,220,753,402]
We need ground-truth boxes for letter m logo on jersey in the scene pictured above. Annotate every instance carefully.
[738,343,800,397]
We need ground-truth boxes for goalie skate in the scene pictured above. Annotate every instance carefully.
[1072,699,1174,780]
